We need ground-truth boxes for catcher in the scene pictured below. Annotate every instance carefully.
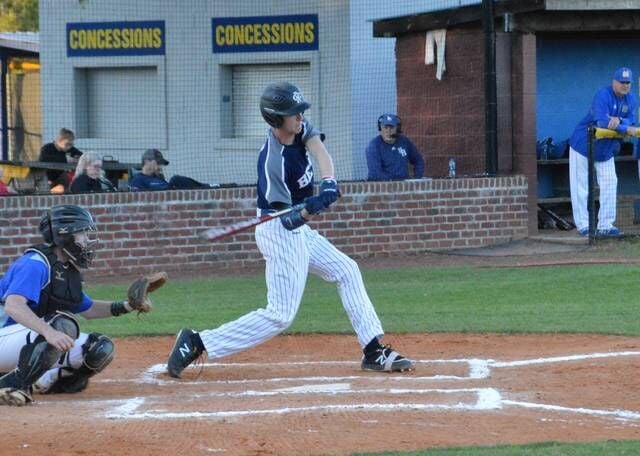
[0,204,167,406]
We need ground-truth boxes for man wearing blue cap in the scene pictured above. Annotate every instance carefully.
[568,67,638,237]
[365,113,425,181]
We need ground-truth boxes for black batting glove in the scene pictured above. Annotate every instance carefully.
[319,177,341,208]
[304,195,325,215]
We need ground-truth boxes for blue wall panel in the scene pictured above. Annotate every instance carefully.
[537,36,640,143]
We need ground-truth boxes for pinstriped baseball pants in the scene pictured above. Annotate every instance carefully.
[569,147,617,231]
[199,219,384,359]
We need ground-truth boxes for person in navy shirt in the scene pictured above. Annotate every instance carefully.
[569,67,638,237]
[0,205,149,406]
[128,148,172,191]
[366,114,425,181]
[129,149,211,191]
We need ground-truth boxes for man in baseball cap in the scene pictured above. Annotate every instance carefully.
[141,148,169,166]
[568,67,638,238]
[129,149,211,191]
[129,149,172,191]
[614,67,633,83]
[365,113,425,181]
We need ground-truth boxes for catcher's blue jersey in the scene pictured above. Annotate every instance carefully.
[0,252,93,327]
[256,120,320,210]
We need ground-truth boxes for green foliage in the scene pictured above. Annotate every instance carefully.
[0,0,38,32]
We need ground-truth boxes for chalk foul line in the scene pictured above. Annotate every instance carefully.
[97,350,640,423]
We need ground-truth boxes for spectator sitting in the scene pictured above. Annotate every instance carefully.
[365,114,425,181]
[128,149,211,191]
[39,128,83,191]
[70,152,117,194]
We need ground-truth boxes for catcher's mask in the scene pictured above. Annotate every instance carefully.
[39,204,98,269]
[260,82,310,128]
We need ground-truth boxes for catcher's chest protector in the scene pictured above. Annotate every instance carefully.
[25,244,84,317]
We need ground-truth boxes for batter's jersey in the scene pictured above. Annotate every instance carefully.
[0,252,93,327]
[570,85,638,162]
[257,120,321,211]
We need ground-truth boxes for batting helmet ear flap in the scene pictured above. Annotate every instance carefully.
[261,109,285,128]
[39,212,54,244]
[377,115,384,131]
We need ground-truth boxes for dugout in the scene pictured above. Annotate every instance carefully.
[0,32,41,162]
[38,0,444,186]
[373,0,640,235]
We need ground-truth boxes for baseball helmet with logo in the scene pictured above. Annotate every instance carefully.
[260,82,311,128]
[39,204,98,269]
[377,113,402,134]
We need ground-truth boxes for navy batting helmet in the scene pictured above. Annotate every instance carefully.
[39,205,98,269]
[260,82,310,128]
[377,113,402,134]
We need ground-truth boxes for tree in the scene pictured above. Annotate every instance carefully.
[0,0,39,32]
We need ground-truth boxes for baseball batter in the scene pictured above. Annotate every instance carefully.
[167,82,414,377]
[0,205,155,406]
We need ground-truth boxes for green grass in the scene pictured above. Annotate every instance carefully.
[82,264,640,337]
[354,440,640,455]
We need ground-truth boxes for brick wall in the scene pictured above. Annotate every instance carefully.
[395,27,539,234]
[396,26,486,178]
[0,177,528,279]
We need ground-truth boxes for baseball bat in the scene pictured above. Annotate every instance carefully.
[199,204,303,241]
[594,127,640,139]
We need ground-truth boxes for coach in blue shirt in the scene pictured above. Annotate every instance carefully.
[568,67,638,237]
[365,114,425,181]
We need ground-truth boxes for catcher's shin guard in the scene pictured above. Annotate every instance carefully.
[42,333,114,394]
[0,340,60,405]
[0,312,79,405]
[167,328,204,378]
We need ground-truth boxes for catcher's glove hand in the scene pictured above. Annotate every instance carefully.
[127,272,168,314]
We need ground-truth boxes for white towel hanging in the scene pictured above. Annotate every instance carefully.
[425,29,447,80]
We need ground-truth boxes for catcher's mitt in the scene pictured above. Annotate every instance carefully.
[127,271,168,314]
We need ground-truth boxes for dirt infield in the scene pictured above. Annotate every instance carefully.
[3,333,640,456]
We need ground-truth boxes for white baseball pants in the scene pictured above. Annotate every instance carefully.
[0,323,89,386]
[569,147,617,231]
[199,219,384,359]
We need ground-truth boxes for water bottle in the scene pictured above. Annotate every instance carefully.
[448,158,456,178]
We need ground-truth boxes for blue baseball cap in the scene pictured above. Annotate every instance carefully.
[614,67,633,83]
[379,114,400,127]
